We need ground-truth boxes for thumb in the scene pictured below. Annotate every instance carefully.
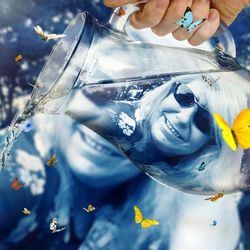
[211,0,249,26]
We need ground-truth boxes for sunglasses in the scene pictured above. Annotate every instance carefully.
[172,82,213,134]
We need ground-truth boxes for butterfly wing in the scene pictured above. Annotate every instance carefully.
[46,34,65,40]
[198,162,206,171]
[134,206,143,224]
[88,204,95,211]
[210,197,218,202]
[47,34,56,40]
[23,208,31,215]
[15,182,25,191]
[213,113,237,151]
[90,206,96,211]
[11,178,18,189]
[34,25,47,40]
[54,227,66,233]
[210,220,217,226]
[187,19,205,33]
[34,25,44,35]
[56,34,65,39]
[218,191,224,198]
[52,155,57,164]
[177,7,193,28]
[83,207,89,212]
[47,155,56,166]
[141,219,160,229]
[232,109,250,149]
[50,218,58,231]
[15,54,23,62]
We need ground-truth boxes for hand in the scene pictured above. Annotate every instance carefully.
[103,0,249,45]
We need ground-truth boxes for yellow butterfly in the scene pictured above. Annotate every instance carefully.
[34,25,65,41]
[214,109,250,151]
[22,208,31,215]
[15,54,23,62]
[134,206,159,229]
[82,204,96,212]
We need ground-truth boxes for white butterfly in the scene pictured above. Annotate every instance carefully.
[49,217,66,233]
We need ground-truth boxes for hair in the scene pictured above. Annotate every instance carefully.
[135,70,250,194]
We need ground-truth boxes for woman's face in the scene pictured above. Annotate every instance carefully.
[150,79,212,156]
[63,92,140,187]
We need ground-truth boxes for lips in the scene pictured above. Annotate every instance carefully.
[164,115,183,140]
[78,128,121,157]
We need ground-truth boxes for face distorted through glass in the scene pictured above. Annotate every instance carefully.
[150,79,213,157]
[61,92,140,187]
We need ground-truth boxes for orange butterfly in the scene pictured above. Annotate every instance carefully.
[205,191,224,202]
[11,178,25,191]
[47,154,57,167]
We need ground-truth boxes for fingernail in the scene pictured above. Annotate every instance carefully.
[208,10,218,22]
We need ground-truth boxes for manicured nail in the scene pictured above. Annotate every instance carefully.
[208,10,218,22]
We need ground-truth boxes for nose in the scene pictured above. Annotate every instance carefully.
[177,104,198,126]
[175,105,198,140]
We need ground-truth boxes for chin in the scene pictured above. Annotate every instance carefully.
[65,140,140,185]
[69,158,139,188]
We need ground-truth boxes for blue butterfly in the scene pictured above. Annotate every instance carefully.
[210,220,217,226]
[177,7,206,33]
[19,119,33,132]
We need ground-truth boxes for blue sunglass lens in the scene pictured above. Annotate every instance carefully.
[173,82,212,134]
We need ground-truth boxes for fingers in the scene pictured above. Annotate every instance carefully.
[130,0,170,29]
[172,0,210,41]
[152,0,193,36]
[210,0,248,26]
[104,0,222,46]
[103,0,139,7]
[188,9,220,46]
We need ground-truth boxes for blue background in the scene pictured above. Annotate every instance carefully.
[0,1,249,249]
